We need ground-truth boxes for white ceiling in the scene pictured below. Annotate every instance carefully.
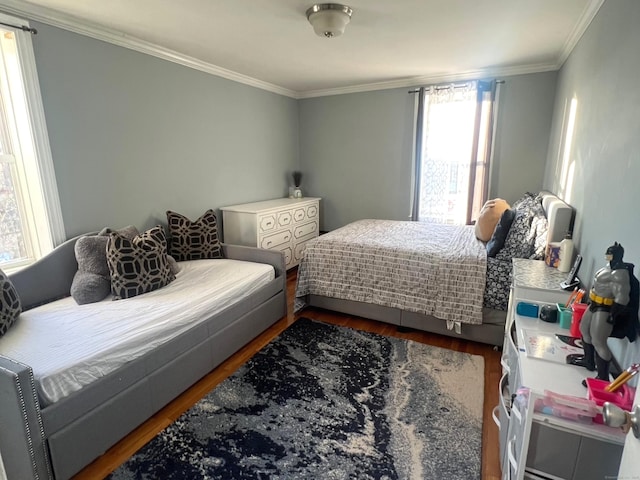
[3,0,602,98]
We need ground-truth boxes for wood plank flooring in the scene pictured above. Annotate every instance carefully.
[74,269,502,480]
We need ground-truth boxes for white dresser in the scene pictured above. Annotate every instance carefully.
[220,197,320,270]
[497,259,625,480]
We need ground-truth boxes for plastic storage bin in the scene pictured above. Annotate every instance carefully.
[586,377,635,424]
[570,303,588,337]
[557,303,572,329]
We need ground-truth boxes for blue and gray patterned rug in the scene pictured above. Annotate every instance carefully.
[109,318,484,479]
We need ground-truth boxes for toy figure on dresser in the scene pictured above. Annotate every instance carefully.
[567,242,640,383]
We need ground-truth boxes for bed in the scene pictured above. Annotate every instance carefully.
[0,239,286,480]
[295,191,573,346]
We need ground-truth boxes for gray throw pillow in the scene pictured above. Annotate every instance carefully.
[70,225,139,305]
[70,271,111,305]
[0,268,21,336]
[167,255,181,275]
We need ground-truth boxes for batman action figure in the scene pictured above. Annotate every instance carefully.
[567,242,640,382]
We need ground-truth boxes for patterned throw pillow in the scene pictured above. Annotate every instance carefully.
[495,208,535,261]
[529,201,549,260]
[0,268,21,336]
[495,193,549,261]
[166,209,223,261]
[106,226,175,300]
[510,192,538,211]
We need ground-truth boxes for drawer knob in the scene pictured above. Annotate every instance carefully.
[603,403,640,438]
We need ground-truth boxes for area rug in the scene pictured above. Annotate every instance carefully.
[109,318,484,479]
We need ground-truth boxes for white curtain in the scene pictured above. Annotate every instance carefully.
[411,80,499,224]
[417,82,478,224]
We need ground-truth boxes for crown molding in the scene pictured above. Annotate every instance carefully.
[296,63,559,99]
[557,0,605,67]
[0,0,299,98]
[0,0,600,100]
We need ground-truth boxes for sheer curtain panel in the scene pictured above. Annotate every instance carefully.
[412,80,498,225]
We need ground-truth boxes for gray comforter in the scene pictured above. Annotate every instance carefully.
[295,219,487,325]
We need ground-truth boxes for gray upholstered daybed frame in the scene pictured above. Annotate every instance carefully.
[0,238,286,480]
[304,191,573,346]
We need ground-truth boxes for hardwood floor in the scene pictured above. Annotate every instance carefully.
[74,269,502,480]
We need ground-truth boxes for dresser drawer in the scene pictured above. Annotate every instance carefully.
[293,207,306,222]
[294,220,318,240]
[260,229,292,249]
[293,238,314,262]
[259,214,277,232]
[264,242,293,267]
[306,204,318,218]
[275,245,292,267]
[277,210,292,227]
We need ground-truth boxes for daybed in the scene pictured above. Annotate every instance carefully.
[295,191,573,346]
[0,236,286,480]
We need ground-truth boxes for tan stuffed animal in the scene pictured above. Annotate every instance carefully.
[475,198,510,242]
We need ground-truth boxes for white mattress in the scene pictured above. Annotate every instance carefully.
[0,259,275,405]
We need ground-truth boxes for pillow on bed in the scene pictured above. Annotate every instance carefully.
[495,193,548,261]
[474,198,510,242]
[107,226,175,300]
[529,201,549,260]
[70,225,140,305]
[0,268,21,337]
[494,207,535,260]
[166,209,223,261]
[511,192,538,211]
[486,208,516,257]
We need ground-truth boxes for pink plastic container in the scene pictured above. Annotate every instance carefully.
[586,377,635,424]
[570,303,588,337]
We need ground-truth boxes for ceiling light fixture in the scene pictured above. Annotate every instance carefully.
[306,4,353,38]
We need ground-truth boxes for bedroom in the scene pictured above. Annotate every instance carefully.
[0,0,639,478]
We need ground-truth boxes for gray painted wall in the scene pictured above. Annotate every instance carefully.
[299,88,415,231]
[543,0,640,367]
[299,72,558,231]
[30,20,558,237]
[31,22,299,238]
[490,72,557,203]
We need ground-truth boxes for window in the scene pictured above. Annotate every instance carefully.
[412,80,498,225]
[0,14,64,271]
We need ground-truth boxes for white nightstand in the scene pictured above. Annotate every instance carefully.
[496,259,625,480]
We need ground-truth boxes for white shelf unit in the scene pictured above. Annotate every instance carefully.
[496,259,625,480]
